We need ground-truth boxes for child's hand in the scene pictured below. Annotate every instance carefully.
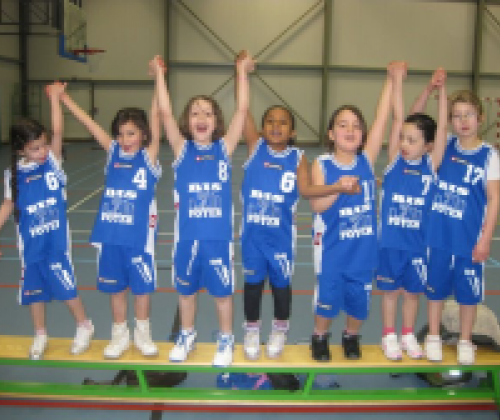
[388,61,407,79]
[472,236,490,263]
[431,67,446,87]
[335,175,360,195]
[235,50,255,74]
[45,81,67,99]
[149,55,166,76]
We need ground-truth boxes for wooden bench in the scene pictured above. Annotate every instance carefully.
[0,335,499,413]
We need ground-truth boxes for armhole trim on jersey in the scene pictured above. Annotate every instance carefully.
[104,140,117,175]
[172,140,188,169]
[383,153,400,176]
[296,148,304,170]
[142,149,162,180]
[47,151,67,185]
[242,137,263,170]
[220,137,232,168]
[317,155,328,183]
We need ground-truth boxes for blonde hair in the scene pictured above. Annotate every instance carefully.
[448,90,483,121]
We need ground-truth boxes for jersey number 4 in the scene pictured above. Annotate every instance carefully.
[132,168,147,190]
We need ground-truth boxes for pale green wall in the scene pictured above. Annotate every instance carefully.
[1,0,500,143]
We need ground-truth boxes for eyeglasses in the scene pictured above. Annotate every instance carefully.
[451,112,477,120]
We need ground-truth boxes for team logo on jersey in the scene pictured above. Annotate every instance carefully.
[403,169,421,176]
[451,156,469,165]
[25,174,42,183]
[114,162,133,169]
[376,275,394,283]
[264,162,283,170]
[196,155,214,161]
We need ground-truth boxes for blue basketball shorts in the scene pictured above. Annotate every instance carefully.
[376,247,427,294]
[20,252,78,305]
[314,268,373,321]
[173,240,234,297]
[241,235,294,288]
[425,247,484,304]
[96,244,156,295]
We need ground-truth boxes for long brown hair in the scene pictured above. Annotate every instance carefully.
[326,105,367,154]
[178,95,225,142]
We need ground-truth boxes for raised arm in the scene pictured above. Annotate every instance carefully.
[46,82,66,161]
[297,155,360,199]
[409,68,443,115]
[152,55,185,158]
[429,69,448,172]
[146,87,161,164]
[387,62,406,164]
[224,50,255,157]
[60,89,112,151]
[364,63,394,167]
[234,52,260,156]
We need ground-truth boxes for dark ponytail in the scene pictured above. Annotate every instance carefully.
[9,118,47,224]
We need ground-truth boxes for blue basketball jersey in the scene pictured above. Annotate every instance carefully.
[173,139,233,241]
[241,138,302,245]
[427,136,494,257]
[313,152,377,272]
[90,141,161,253]
[379,153,435,252]
[5,152,70,265]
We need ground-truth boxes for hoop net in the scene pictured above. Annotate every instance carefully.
[71,48,105,73]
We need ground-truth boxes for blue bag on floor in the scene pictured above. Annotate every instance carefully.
[216,373,273,390]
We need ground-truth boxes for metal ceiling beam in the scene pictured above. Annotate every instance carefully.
[472,0,485,93]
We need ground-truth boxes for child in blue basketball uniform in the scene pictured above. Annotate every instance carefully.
[378,65,448,361]
[153,52,255,367]
[415,89,500,365]
[239,103,360,360]
[60,68,162,359]
[309,62,397,362]
[0,82,94,360]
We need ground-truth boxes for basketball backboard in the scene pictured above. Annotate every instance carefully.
[58,0,87,63]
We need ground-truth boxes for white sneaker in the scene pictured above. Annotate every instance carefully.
[104,323,130,359]
[243,326,260,360]
[169,329,197,362]
[424,335,442,362]
[381,333,402,361]
[213,333,234,367]
[457,340,476,365]
[401,333,423,359]
[71,321,94,355]
[134,320,158,357]
[29,334,48,360]
[267,328,287,358]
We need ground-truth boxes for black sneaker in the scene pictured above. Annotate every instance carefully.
[311,333,331,362]
[342,332,361,359]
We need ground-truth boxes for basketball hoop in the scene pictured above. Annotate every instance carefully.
[71,48,105,73]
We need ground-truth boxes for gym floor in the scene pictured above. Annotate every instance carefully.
[0,142,499,419]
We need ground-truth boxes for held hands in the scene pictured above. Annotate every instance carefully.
[235,50,255,75]
[387,61,407,80]
[429,67,446,90]
[45,81,67,100]
[149,55,166,77]
[334,175,361,195]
